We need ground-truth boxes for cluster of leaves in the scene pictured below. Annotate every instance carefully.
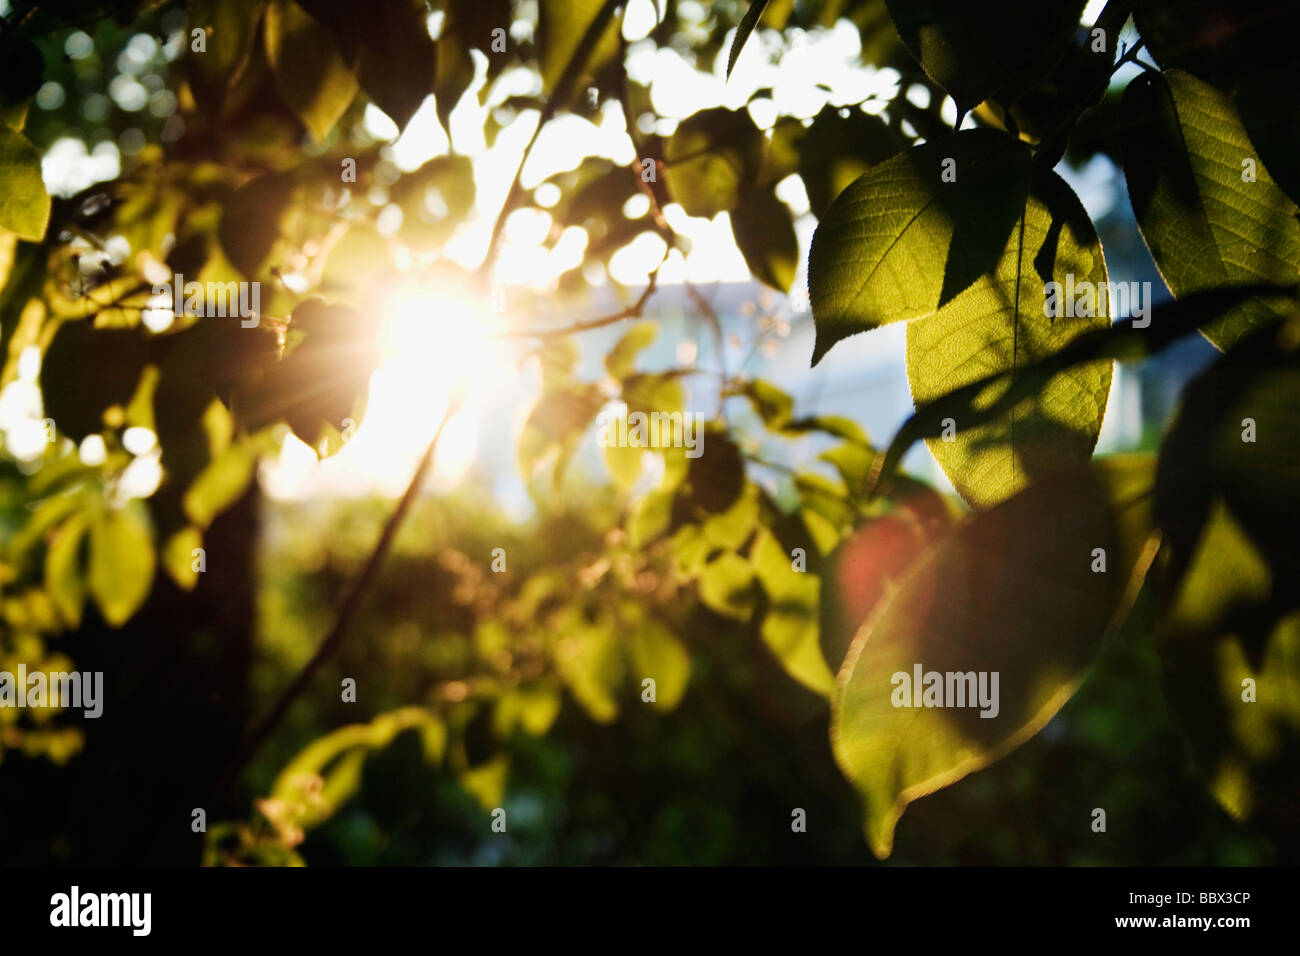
[790,0,1300,855]
[0,0,1296,862]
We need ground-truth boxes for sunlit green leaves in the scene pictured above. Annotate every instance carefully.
[831,458,1155,858]
[518,386,605,489]
[0,125,51,241]
[265,0,358,143]
[809,130,1032,363]
[604,321,658,379]
[267,706,445,835]
[633,618,691,710]
[752,527,835,696]
[1123,70,1300,351]
[697,551,758,621]
[161,525,204,591]
[809,129,1111,507]
[1155,502,1300,831]
[665,108,764,218]
[45,514,89,627]
[906,169,1112,508]
[88,503,156,627]
[884,0,1086,111]
[183,439,256,529]
[1156,325,1300,584]
[556,617,622,723]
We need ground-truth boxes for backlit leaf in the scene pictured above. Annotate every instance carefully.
[88,503,156,628]
[905,167,1112,508]
[832,458,1155,857]
[1123,69,1300,350]
[0,125,50,241]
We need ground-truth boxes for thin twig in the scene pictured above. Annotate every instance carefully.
[478,0,623,283]
[502,262,664,340]
[212,395,463,801]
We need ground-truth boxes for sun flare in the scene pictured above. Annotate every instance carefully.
[265,281,520,498]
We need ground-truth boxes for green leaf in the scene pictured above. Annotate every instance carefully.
[664,107,765,218]
[537,0,621,98]
[353,0,438,130]
[731,187,798,292]
[780,414,869,444]
[556,619,623,723]
[873,284,1299,495]
[162,525,204,592]
[697,552,758,621]
[270,707,444,829]
[233,299,382,447]
[820,441,875,493]
[884,0,1087,112]
[633,619,691,710]
[604,442,644,489]
[735,377,793,429]
[40,323,149,442]
[808,129,1032,364]
[752,527,836,696]
[518,386,605,487]
[1122,69,1300,351]
[493,682,563,737]
[760,115,805,188]
[819,492,952,672]
[188,0,269,117]
[265,0,359,144]
[45,514,89,628]
[218,173,294,277]
[604,321,658,379]
[183,440,256,529]
[672,428,745,520]
[392,154,476,248]
[629,487,674,547]
[831,457,1155,858]
[1155,502,1300,833]
[799,104,902,219]
[727,0,770,79]
[905,167,1112,508]
[699,480,759,550]
[88,503,156,628]
[0,125,50,241]
[1155,327,1300,584]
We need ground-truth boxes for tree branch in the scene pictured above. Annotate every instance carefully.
[478,0,623,283]
[212,395,463,802]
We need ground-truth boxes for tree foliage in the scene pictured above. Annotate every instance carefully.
[0,0,1297,863]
